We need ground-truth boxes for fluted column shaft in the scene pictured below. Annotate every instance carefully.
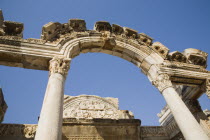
[35,57,70,140]
[153,74,209,140]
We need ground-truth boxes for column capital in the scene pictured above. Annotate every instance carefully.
[152,74,173,93]
[49,56,71,77]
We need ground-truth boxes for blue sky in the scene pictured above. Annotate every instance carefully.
[0,0,210,126]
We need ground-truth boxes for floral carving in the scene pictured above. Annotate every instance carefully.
[49,56,71,77]
[152,74,173,93]
[23,125,37,138]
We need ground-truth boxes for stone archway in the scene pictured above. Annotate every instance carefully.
[0,11,209,140]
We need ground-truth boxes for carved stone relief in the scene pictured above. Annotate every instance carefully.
[152,74,173,92]
[49,57,71,77]
[63,95,134,119]
[141,126,168,137]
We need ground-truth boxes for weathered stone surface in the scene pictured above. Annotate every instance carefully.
[168,51,186,63]
[69,19,86,32]
[0,10,24,37]
[151,42,169,59]
[112,24,124,35]
[41,22,62,41]
[3,21,24,37]
[94,21,112,32]
[138,33,153,46]
[123,27,138,39]
[184,48,208,67]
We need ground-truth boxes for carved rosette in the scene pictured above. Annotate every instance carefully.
[152,74,173,93]
[49,56,71,77]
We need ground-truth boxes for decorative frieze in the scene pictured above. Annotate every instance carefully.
[141,126,168,137]
[49,56,71,77]
[162,60,208,72]
[63,95,134,119]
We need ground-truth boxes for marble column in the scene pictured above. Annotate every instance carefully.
[34,57,70,140]
[153,74,209,140]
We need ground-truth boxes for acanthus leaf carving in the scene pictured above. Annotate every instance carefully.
[152,74,173,93]
[49,56,71,77]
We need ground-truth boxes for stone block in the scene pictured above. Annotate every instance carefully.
[150,42,169,59]
[69,19,86,32]
[41,22,61,41]
[168,51,186,63]
[123,27,138,39]
[4,21,24,37]
[184,48,208,67]
[94,21,112,32]
[138,33,153,46]
[112,24,124,35]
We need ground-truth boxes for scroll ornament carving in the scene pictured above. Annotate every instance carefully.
[49,57,70,77]
[152,74,173,93]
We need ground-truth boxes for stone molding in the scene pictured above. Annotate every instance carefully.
[49,56,71,77]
